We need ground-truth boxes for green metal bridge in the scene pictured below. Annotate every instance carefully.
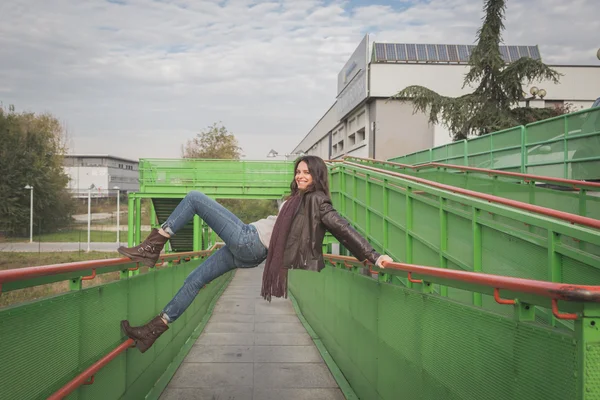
[1,107,600,399]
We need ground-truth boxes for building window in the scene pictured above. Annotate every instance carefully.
[349,133,356,146]
[357,128,365,142]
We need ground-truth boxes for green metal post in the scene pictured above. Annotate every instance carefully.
[150,201,156,229]
[463,140,468,166]
[128,195,134,247]
[548,230,561,327]
[439,198,448,297]
[193,215,201,252]
[383,178,389,251]
[521,126,527,174]
[564,115,569,179]
[577,302,600,399]
[69,278,82,291]
[365,174,371,240]
[405,187,414,288]
[135,197,142,246]
[352,175,357,223]
[472,207,482,306]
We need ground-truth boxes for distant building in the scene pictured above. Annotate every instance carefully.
[63,154,139,198]
[291,35,600,161]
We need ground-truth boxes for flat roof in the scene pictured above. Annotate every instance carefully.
[65,154,139,164]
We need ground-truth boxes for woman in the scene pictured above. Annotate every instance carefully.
[119,155,392,353]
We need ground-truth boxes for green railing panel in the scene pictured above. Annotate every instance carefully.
[0,258,231,400]
[328,164,600,317]
[348,159,600,220]
[137,158,294,197]
[389,107,600,180]
[288,265,580,400]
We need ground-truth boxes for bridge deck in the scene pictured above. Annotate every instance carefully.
[160,264,344,400]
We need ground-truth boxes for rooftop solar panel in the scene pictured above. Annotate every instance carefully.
[437,44,448,61]
[448,45,459,62]
[375,43,386,61]
[406,44,417,61]
[499,46,510,62]
[457,45,469,62]
[528,46,540,60]
[508,46,520,61]
[416,44,427,61]
[518,46,530,59]
[427,44,438,61]
[385,43,397,61]
[396,44,407,61]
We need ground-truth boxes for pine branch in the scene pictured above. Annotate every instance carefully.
[499,58,562,105]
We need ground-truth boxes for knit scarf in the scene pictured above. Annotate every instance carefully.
[261,193,303,302]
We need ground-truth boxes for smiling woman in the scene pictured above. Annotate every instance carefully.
[116,155,392,353]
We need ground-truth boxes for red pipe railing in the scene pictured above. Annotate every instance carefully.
[47,339,134,400]
[344,156,600,191]
[0,247,220,287]
[325,254,600,304]
[341,161,600,230]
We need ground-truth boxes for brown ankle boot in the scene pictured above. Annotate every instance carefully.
[117,228,169,267]
[121,315,169,353]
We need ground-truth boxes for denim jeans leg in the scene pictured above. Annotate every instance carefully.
[162,245,237,322]
[161,191,246,246]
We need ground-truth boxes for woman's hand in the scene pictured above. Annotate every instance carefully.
[376,255,393,268]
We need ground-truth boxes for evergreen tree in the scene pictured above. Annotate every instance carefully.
[391,0,563,140]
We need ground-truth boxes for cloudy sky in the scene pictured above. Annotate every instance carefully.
[1,0,598,161]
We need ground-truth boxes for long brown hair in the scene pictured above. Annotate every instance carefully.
[289,155,330,197]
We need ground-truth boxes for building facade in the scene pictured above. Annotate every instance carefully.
[63,155,139,198]
[291,36,600,161]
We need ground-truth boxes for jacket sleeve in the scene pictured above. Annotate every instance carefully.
[318,197,381,265]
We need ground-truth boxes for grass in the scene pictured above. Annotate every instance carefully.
[0,251,126,308]
[1,230,151,243]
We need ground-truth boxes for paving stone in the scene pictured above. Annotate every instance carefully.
[254,333,313,346]
[254,363,338,388]
[255,314,299,323]
[204,322,255,333]
[252,388,345,400]
[254,322,305,334]
[254,345,322,363]
[169,362,253,388]
[160,387,253,400]
[213,300,254,315]
[186,345,254,363]
[209,314,254,323]
[254,300,295,315]
[196,332,254,346]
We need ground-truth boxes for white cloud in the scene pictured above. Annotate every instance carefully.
[0,0,598,160]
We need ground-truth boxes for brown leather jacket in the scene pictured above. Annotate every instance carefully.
[283,190,381,272]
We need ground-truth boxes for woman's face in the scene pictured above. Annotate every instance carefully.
[295,161,313,191]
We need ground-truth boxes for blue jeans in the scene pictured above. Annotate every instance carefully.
[160,191,268,322]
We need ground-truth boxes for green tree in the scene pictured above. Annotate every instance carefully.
[0,105,75,236]
[182,122,242,159]
[391,0,563,141]
[181,122,278,221]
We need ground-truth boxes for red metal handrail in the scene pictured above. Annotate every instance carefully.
[341,161,600,230]
[344,156,600,191]
[47,339,134,400]
[324,254,600,304]
[0,246,220,286]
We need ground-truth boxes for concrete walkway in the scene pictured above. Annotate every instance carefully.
[160,265,345,400]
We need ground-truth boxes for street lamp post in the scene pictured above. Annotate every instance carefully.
[113,186,120,245]
[523,86,547,107]
[87,184,95,252]
[24,185,33,243]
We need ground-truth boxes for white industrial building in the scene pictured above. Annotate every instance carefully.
[63,154,139,198]
[291,35,600,161]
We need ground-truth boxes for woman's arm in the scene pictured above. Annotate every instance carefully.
[319,198,383,265]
